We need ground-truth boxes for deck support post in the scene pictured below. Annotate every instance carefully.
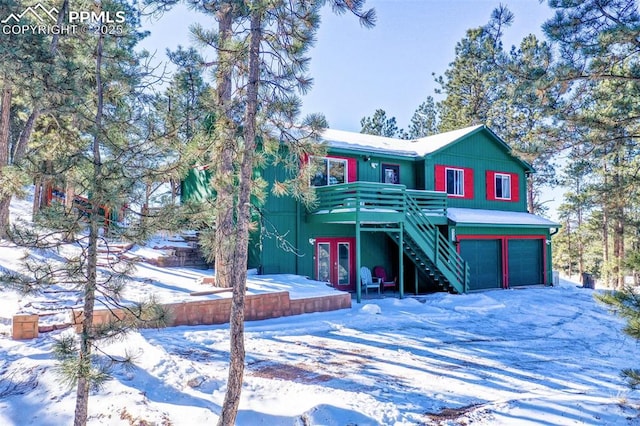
[355,221,361,303]
[399,221,404,298]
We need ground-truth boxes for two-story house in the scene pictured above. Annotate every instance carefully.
[183,124,559,301]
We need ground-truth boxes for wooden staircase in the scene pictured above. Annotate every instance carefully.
[387,192,469,294]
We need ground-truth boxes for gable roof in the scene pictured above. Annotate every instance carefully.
[321,125,534,172]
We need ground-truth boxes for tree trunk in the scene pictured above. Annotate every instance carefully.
[577,200,584,280]
[74,26,105,426]
[0,85,11,238]
[213,4,240,424]
[217,6,261,426]
[74,205,99,426]
[614,211,624,289]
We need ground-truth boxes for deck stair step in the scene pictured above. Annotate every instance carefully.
[96,242,134,268]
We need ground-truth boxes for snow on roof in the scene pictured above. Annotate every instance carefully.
[411,125,484,155]
[447,207,560,227]
[321,125,484,157]
[321,128,418,157]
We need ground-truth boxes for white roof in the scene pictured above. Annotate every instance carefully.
[412,125,484,155]
[447,207,560,227]
[321,125,483,157]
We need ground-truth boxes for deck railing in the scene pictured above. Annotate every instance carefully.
[311,182,446,217]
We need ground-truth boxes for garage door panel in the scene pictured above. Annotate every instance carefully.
[460,239,502,291]
[508,239,543,287]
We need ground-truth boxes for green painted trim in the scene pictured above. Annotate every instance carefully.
[328,147,418,162]
[453,222,558,230]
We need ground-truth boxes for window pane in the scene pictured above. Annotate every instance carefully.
[338,242,350,285]
[383,164,399,184]
[328,159,346,185]
[503,176,511,198]
[455,170,463,194]
[495,174,511,199]
[446,168,463,195]
[310,158,328,186]
[317,243,330,282]
[446,169,456,194]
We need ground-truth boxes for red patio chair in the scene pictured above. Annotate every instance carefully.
[373,266,396,293]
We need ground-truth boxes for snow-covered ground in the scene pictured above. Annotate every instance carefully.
[1,195,640,425]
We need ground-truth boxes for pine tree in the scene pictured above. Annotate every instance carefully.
[0,0,70,237]
[543,0,640,389]
[544,0,640,287]
[360,108,401,137]
[145,1,375,424]
[501,33,561,213]
[407,96,438,138]
[3,1,174,424]
[436,6,561,214]
[435,14,508,132]
[212,3,374,423]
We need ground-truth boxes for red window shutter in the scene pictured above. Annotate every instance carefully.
[463,167,474,199]
[346,157,357,183]
[511,172,520,202]
[486,171,496,201]
[435,165,446,191]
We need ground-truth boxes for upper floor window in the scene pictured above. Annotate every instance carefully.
[435,164,474,199]
[310,156,347,187]
[382,164,400,184]
[486,170,519,202]
[446,168,465,197]
[495,173,511,200]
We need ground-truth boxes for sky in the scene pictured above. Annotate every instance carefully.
[139,0,555,132]
[2,195,640,425]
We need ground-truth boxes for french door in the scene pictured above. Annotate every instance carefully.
[316,238,355,290]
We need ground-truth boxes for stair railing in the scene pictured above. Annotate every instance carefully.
[404,193,469,293]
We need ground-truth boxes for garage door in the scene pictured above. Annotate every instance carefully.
[459,239,502,291]
[508,239,543,287]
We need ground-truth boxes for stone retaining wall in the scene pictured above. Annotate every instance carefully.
[12,291,351,340]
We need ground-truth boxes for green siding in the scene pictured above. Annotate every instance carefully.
[423,131,529,211]
[181,168,214,202]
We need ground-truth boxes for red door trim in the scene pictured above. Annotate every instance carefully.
[315,237,356,291]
